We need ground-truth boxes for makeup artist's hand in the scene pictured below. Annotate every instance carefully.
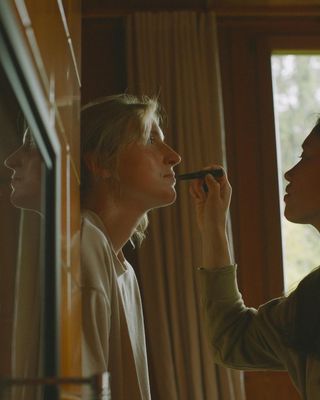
[189,165,231,232]
[189,165,232,268]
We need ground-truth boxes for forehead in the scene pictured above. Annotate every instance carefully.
[23,128,31,142]
[151,120,165,140]
[22,128,37,148]
[302,129,320,153]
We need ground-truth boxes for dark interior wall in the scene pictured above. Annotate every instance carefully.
[82,0,208,14]
[81,17,127,105]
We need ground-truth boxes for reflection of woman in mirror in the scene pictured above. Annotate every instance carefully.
[4,127,43,213]
[81,94,181,399]
[3,122,44,400]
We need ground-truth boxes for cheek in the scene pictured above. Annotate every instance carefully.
[25,158,43,190]
[118,150,158,182]
[302,165,320,194]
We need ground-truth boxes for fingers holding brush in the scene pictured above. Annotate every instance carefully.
[204,166,232,205]
[187,165,232,232]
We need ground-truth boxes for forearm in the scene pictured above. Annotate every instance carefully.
[201,224,233,269]
[199,266,286,370]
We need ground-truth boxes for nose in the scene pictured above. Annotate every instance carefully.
[284,159,300,182]
[163,143,181,167]
[284,169,291,182]
[4,146,23,171]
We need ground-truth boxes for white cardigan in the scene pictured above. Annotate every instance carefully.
[81,210,151,400]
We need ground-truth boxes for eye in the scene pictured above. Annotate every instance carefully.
[147,135,155,144]
[298,152,312,162]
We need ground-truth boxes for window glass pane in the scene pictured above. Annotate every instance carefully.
[0,60,46,399]
[271,54,320,292]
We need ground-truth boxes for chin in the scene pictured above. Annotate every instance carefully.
[284,208,310,225]
[11,194,41,213]
[165,190,177,205]
[154,190,177,209]
[284,209,298,224]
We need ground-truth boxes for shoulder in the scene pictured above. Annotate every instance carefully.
[81,212,112,255]
[81,213,105,242]
[297,266,320,290]
[286,266,320,358]
[80,213,115,290]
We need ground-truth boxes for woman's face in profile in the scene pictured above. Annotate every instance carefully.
[4,129,42,212]
[116,120,181,211]
[284,127,320,229]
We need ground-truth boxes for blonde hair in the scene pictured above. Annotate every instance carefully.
[81,93,163,245]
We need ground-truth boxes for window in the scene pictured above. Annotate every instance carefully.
[271,54,320,292]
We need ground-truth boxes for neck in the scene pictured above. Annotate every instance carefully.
[82,186,145,254]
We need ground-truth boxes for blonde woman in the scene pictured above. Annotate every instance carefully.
[80,94,181,399]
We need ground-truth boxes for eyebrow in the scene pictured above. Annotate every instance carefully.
[151,129,165,141]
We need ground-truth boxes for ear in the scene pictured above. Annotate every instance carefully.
[83,152,111,179]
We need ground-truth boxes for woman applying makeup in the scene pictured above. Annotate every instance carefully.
[190,118,320,400]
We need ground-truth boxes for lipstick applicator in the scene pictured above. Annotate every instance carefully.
[177,168,224,192]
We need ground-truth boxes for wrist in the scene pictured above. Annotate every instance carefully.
[201,229,232,269]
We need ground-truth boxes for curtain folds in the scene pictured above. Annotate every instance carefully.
[126,12,245,400]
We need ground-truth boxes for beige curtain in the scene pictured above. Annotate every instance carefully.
[126,12,245,400]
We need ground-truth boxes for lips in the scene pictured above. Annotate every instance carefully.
[11,173,22,180]
[163,174,176,186]
[285,184,291,194]
[10,176,23,187]
[164,173,175,179]
[283,184,291,202]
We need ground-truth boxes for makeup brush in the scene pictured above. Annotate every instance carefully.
[177,168,223,181]
[177,168,224,192]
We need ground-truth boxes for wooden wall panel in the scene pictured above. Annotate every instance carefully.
[61,0,82,77]
[81,17,127,104]
[21,0,81,174]
[82,0,207,14]
[82,0,320,15]
[213,0,320,6]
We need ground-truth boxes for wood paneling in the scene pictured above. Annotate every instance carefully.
[82,0,208,14]
[61,0,82,77]
[82,0,320,15]
[214,0,319,5]
[81,17,127,104]
[20,0,81,175]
